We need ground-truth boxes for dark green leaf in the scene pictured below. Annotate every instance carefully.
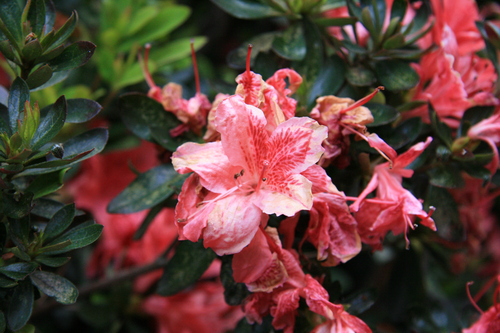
[31,198,64,219]
[30,271,78,304]
[457,106,494,138]
[293,17,323,85]
[21,39,43,62]
[458,161,491,181]
[381,117,422,149]
[374,59,419,91]
[44,221,103,255]
[0,40,19,64]
[18,128,108,176]
[36,43,64,63]
[34,256,70,267]
[382,33,405,49]
[390,0,407,22]
[133,202,164,240]
[0,103,9,133]
[272,23,306,61]
[314,17,357,27]
[43,203,76,242]
[429,104,453,148]
[65,98,102,123]
[426,185,464,242]
[308,55,346,106]
[157,241,216,296]
[220,256,249,306]
[0,275,17,288]
[0,1,22,43]
[428,164,465,189]
[30,69,69,91]
[210,0,282,19]
[8,247,30,262]
[227,33,275,69]
[346,0,362,19]
[27,0,46,37]
[25,64,53,89]
[47,41,96,72]
[31,95,67,150]
[341,39,368,54]
[43,11,77,52]
[24,168,68,199]
[3,192,33,219]
[345,66,376,87]
[119,93,196,151]
[117,6,191,52]
[365,102,399,127]
[36,240,72,255]
[0,262,38,280]
[108,164,187,214]
[7,77,30,134]
[7,279,33,331]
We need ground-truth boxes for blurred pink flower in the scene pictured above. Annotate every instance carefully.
[467,111,500,173]
[172,95,327,255]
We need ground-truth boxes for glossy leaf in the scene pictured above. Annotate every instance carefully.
[43,0,56,35]
[374,59,419,91]
[0,276,17,288]
[65,98,102,123]
[381,117,422,149]
[272,23,306,61]
[7,77,30,134]
[210,0,281,19]
[346,66,376,87]
[47,41,96,72]
[21,39,43,62]
[457,106,494,138]
[390,0,407,22]
[0,40,18,64]
[27,0,46,37]
[314,17,357,27]
[220,256,249,306]
[30,271,78,304]
[365,102,399,127]
[31,95,67,151]
[44,221,103,255]
[30,70,70,91]
[308,56,346,106]
[0,1,22,43]
[7,279,33,331]
[43,11,77,52]
[108,164,188,214]
[34,256,70,268]
[24,168,68,199]
[428,164,465,189]
[26,64,53,89]
[3,192,33,219]
[43,204,76,243]
[18,128,108,176]
[157,241,216,296]
[119,93,196,151]
[429,104,453,148]
[133,203,164,240]
[31,198,65,219]
[0,262,38,281]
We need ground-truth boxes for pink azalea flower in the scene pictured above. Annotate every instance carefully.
[463,304,500,333]
[310,88,396,168]
[467,111,500,173]
[236,228,371,333]
[172,95,327,255]
[350,137,436,249]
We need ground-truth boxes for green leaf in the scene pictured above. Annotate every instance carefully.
[220,256,249,306]
[7,279,33,331]
[31,198,65,219]
[117,6,191,52]
[365,102,399,127]
[25,64,53,89]
[308,55,346,106]
[35,240,72,255]
[124,6,157,36]
[0,40,19,64]
[27,0,46,37]
[0,1,22,44]
[43,203,76,242]
[46,41,96,72]
[149,36,207,67]
[24,168,68,199]
[7,78,30,135]
[3,192,33,219]
[30,271,78,304]
[31,95,67,151]
[108,164,187,214]
[34,256,70,267]
[293,17,323,85]
[8,247,30,262]
[428,164,465,189]
[42,11,77,52]
[133,202,164,240]
[272,23,306,61]
[345,66,376,87]
[426,185,464,242]
[210,0,282,19]
[382,33,406,49]
[119,93,196,151]
[457,106,494,138]
[18,128,108,176]
[21,39,43,62]
[390,0,407,22]
[429,104,453,148]
[30,70,69,91]
[314,17,357,27]
[157,241,216,296]
[380,117,422,149]
[0,275,17,288]
[44,221,103,255]
[374,59,419,91]
[14,324,35,333]
[0,263,38,281]
[65,98,102,123]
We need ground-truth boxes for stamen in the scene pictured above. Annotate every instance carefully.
[340,86,384,115]
[139,43,156,89]
[190,39,201,94]
[466,281,484,314]
[255,160,270,192]
[246,44,253,76]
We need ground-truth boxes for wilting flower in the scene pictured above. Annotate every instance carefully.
[350,137,436,249]
[172,95,327,255]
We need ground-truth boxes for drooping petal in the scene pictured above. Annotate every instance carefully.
[235,71,266,107]
[202,194,263,255]
[301,164,339,194]
[214,95,269,176]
